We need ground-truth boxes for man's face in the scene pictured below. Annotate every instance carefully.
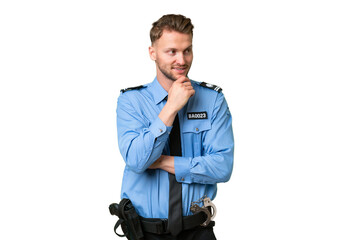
[149,30,193,81]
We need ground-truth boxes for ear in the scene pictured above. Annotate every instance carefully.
[149,46,156,61]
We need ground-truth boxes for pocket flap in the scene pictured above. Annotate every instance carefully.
[181,120,211,133]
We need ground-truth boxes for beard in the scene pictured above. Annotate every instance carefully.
[157,61,190,81]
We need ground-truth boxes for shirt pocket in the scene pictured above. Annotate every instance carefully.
[181,120,211,157]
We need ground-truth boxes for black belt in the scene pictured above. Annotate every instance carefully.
[140,212,215,235]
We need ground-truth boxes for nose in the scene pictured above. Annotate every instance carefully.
[176,53,185,65]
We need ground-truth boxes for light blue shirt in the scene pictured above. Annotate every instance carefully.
[116,77,234,218]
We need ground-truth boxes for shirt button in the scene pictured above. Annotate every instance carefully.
[159,129,163,133]
[181,178,185,181]
[195,128,199,131]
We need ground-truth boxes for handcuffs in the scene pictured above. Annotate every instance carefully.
[190,196,217,227]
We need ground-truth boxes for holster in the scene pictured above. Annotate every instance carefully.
[109,198,144,240]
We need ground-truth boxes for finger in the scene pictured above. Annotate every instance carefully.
[182,81,192,87]
[176,76,189,83]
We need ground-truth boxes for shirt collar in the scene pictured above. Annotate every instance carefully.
[150,77,168,105]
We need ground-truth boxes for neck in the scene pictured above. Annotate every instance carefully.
[156,70,174,92]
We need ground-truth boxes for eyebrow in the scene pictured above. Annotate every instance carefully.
[164,45,193,51]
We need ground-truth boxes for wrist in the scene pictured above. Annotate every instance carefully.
[164,101,179,115]
[159,103,178,126]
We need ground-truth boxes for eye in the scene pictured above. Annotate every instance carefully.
[184,49,192,55]
[168,50,176,55]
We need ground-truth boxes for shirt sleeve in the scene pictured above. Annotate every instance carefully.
[174,92,234,184]
[116,94,171,173]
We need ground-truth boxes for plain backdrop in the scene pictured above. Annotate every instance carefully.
[1,0,359,239]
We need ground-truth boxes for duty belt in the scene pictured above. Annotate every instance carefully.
[140,211,215,235]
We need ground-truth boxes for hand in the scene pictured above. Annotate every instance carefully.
[167,76,195,112]
[158,76,195,126]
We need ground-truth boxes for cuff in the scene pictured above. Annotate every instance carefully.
[174,156,192,184]
[149,116,172,142]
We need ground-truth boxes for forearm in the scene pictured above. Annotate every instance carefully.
[158,103,177,127]
[174,151,234,184]
[149,155,175,174]
[149,151,233,184]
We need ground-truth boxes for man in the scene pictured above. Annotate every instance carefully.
[116,14,234,239]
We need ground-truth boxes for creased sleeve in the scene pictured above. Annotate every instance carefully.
[117,94,171,173]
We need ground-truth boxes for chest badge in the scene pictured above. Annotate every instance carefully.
[187,112,208,120]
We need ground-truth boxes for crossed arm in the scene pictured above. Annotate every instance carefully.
[148,77,194,174]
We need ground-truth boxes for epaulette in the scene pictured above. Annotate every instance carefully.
[199,82,222,93]
[120,85,144,93]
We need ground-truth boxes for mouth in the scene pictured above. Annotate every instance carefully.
[172,66,187,74]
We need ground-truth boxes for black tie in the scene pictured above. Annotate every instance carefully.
[168,114,183,236]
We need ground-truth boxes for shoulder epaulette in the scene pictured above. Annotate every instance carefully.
[199,82,222,93]
[120,85,144,93]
